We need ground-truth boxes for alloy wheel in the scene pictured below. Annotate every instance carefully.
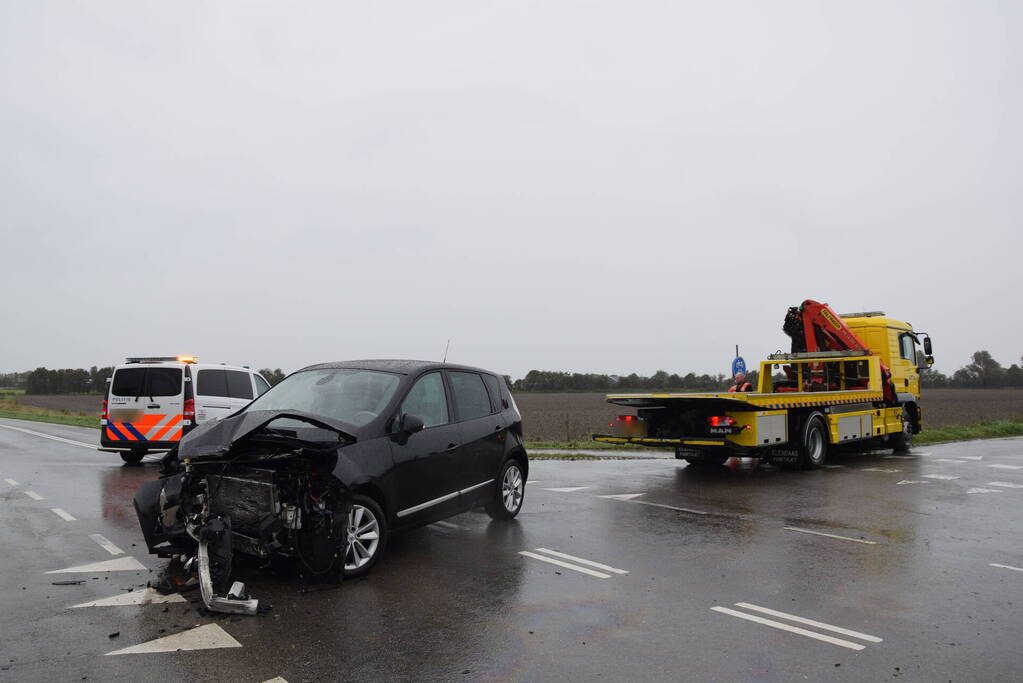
[502,465,523,512]
[346,504,380,571]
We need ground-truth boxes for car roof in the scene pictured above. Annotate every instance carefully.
[296,359,499,376]
[113,362,255,372]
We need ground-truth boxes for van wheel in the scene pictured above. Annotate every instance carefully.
[120,450,146,465]
[797,413,828,469]
[892,408,913,452]
[487,459,525,520]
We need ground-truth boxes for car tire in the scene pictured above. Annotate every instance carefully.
[486,458,525,521]
[892,407,913,452]
[344,495,387,579]
[797,413,828,469]
[120,450,145,465]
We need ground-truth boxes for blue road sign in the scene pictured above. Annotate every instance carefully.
[731,357,746,377]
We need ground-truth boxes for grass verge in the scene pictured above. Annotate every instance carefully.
[0,397,98,429]
[524,440,621,450]
[915,419,1023,445]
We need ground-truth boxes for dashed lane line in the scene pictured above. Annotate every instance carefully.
[967,487,1003,494]
[534,548,629,574]
[861,468,902,473]
[4,478,20,486]
[0,423,97,450]
[629,499,710,515]
[990,563,1023,573]
[71,588,186,608]
[922,474,960,481]
[89,533,125,555]
[989,464,1023,470]
[24,490,44,500]
[935,458,968,464]
[711,606,869,651]
[598,493,645,501]
[784,527,877,545]
[988,481,1023,489]
[895,480,931,485]
[51,508,76,521]
[520,550,611,578]
[734,602,883,643]
[542,486,589,493]
[46,556,147,574]
[105,623,242,655]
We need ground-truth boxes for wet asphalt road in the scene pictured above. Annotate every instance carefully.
[2,417,1022,682]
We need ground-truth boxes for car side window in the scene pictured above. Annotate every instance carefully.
[449,371,492,421]
[482,374,502,412]
[254,374,271,396]
[401,373,449,428]
[226,370,254,400]
[197,369,229,397]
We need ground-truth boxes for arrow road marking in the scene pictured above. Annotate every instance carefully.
[47,557,147,574]
[89,534,125,555]
[72,588,186,608]
[105,624,242,655]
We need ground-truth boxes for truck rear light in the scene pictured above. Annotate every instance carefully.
[617,415,636,422]
[707,416,735,427]
[184,398,195,423]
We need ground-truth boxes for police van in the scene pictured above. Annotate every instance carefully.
[100,356,271,463]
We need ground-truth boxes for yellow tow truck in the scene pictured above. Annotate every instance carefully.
[593,300,934,468]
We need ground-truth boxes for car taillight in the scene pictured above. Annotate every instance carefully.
[183,398,195,421]
[101,399,108,421]
[707,416,735,427]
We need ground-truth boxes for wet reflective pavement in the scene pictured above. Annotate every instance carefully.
[2,417,1022,682]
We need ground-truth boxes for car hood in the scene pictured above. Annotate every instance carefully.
[176,409,357,460]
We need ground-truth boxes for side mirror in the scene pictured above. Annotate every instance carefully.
[923,336,933,355]
[400,413,425,435]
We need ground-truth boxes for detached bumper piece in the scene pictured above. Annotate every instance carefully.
[197,541,258,615]
[196,517,259,616]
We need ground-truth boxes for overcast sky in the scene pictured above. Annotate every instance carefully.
[1,1,1020,380]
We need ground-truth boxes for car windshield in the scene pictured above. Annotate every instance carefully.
[245,368,400,427]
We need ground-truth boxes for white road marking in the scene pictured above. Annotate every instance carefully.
[988,481,1023,489]
[895,480,931,485]
[51,508,76,521]
[936,458,967,464]
[989,464,1023,470]
[821,464,845,469]
[734,602,883,643]
[990,563,1023,573]
[598,493,645,501]
[922,474,960,481]
[861,468,902,473]
[71,588,186,608]
[432,520,461,529]
[47,556,147,574]
[783,527,877,545]
[24,490,44,500]
[711,606,867,651]
[958,456,983,460]
[519,551,611,578]
[89,533,125,555]
[4,478,20,486]
[534,548,629,574]
[105,623,242,655]
[630,499,709,515]
[967,487,1003,494]
[261,678,289,683]
[0,423,97,449]
[883,455,915,460]
[542,486,589,493]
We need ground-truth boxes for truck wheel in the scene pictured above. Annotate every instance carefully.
[797,413,828,469]
[892,408,913,452]
[120,450,146,465]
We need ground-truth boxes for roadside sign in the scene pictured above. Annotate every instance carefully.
[732,357,746,377]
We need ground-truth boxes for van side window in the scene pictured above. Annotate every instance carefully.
[401,373,448,428]
[254,375,271,396]
[226,370,254,400]
[197,370,229,398]
[449,371,492,421]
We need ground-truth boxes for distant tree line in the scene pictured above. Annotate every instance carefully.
[3,350,1020,394]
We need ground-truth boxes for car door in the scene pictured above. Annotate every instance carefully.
[447,370,506,504]
[194,369,232,423]
[389,372,463,523]
[225,369,255,412]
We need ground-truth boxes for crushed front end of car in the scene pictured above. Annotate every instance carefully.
[133,410,354,615]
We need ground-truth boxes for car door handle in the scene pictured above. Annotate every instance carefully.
[494,425,503,432]
[445,443,459,452]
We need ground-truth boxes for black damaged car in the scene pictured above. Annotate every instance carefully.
[133,360,527,613]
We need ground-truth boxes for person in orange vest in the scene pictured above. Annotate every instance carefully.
[729,371,753,392]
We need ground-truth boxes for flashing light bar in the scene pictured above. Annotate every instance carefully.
[125,356,198,364]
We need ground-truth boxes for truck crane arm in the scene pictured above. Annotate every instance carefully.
[783,299,896,402]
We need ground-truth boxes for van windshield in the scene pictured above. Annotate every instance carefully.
[245,368,400,427]
[111,367,183,397]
